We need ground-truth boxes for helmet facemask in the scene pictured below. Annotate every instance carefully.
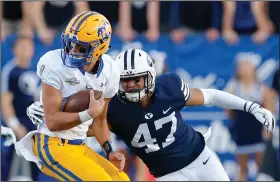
[117,71,155,104]
[61,33,102,68]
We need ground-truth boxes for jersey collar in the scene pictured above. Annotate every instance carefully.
[79,58,104,77]
[96,58,104,78]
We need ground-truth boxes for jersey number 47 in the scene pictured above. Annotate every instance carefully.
[131,111,177,153]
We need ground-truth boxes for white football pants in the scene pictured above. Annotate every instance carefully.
[156,145,230,181]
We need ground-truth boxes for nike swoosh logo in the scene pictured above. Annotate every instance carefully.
[203,157,210,165]
[163,107,172,114]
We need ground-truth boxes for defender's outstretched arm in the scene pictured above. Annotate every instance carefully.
[186,88,275,132]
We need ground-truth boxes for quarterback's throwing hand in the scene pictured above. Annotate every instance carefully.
[108,152,126,172]
[27,101,44,125]
[245,101,275,132]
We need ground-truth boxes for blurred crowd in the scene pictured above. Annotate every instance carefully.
[1,1,279,45]
[1,1,279,181]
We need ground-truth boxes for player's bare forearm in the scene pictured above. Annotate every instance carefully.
[42,82,81,131]
[222,1,236,31]
[1,92,16,121]
[74,2,90,15]
[91,118,111,145]
[185,88,205,106]
[1,92,22,129]
[88,98,111,144]
[119,1,132,28]
[21,2,33,36]
[251,1,271,30]
[87,122,113,137]
[135,157,147,181]
[147,1,160,31]
[31,2,47,31]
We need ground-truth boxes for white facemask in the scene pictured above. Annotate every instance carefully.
[125,89,147,103]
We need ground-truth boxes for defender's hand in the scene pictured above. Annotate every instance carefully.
[87,90,105,119]
[108,152,125,172]
[1,126,16,146]
[27,101,44,125]
[246,102,275,132]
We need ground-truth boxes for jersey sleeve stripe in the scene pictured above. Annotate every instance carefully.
[180,77,190,101]
[180,77,184,91]
[184,83,190,101]
[183,83,187,96]
[182,80,186,93]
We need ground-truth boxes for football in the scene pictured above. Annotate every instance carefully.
[63,90,102,113]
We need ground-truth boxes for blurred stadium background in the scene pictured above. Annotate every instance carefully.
[1,1,279,181]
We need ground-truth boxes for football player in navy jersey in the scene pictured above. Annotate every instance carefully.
[27,49,275,181]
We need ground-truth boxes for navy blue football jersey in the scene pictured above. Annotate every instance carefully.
[108,72,205,177]
[2,61,40,131]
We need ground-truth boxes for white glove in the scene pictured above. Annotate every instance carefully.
[245,101,276,132]
[26,101,45,125]
[1,125,16,146]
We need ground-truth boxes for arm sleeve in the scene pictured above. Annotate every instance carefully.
[36,59,62,90]
[200,88,247,111]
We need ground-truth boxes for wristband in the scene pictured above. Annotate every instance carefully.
[102,140,114,158]
[244,101,256,113]
[79,110,92,123]
[7,116,20,129]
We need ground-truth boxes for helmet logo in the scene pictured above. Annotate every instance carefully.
[145,113,153,119]
[97,20,110,41]
[126,71,133,75]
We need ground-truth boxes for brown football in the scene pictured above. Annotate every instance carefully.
[63,90,102,113]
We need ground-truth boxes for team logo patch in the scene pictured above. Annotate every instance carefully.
[85,84,93,90]
[126,71,133,75]
[100,82,107,87]
[65,77,80,85]
[145,113,153,119]
[97,20,110,42]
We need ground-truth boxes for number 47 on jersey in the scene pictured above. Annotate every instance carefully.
[131,112,177,153]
